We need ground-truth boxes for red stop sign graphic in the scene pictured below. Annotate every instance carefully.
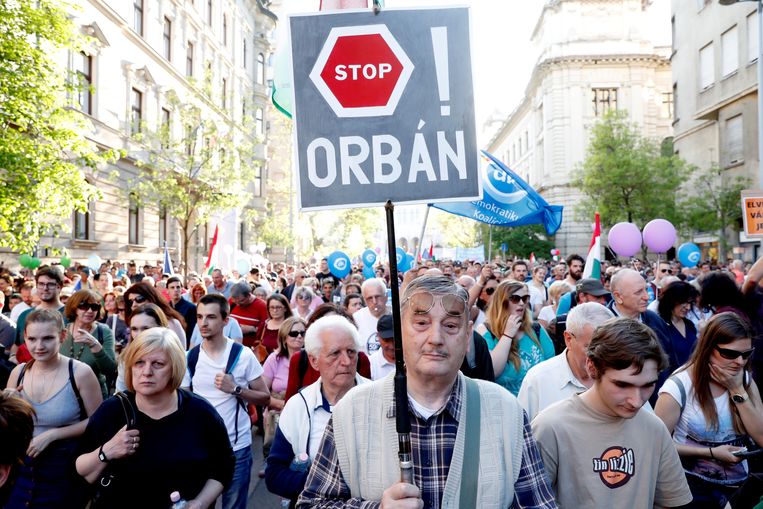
[310,25,414,118]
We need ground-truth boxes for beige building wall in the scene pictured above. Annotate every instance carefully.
[486,0,673,256]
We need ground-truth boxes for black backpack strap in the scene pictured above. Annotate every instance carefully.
[114,391,137,429]
[225,342,246,445]
[68,358,88,420]
[186,345,201,392]
[531,321,542,339]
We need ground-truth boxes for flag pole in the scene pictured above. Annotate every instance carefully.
[416,205,430,262]
[385,200,413,485]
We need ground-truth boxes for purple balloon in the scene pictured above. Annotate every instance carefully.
[608,222,642,257]
[642,219,676,253]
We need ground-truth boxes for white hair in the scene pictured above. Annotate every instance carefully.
[566,302,614,336]
[304,314,361,357]
[361,277,387,296]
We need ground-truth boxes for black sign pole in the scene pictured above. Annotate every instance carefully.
[384,199,413,484]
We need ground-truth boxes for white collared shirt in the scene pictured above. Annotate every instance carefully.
[369,349,395,381]
[517,350,588,422]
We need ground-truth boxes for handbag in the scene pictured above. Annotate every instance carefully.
[90,392,137,508]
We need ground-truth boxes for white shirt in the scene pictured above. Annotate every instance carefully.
[528,284,546,313]
[353,307,384,354]
[10,302,31,324]
[517,350,587,422]
[369,349,395,381]
[181,338,264,450]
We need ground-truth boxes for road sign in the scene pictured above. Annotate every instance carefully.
[289,7,480,210]
[741,189,763,237]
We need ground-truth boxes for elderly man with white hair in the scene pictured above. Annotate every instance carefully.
[353,278,389,354]
[518,302,614,421]
[264,314,368,508]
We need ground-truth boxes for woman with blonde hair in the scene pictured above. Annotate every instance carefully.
[538,280,571,330]
[476,280,555,395]
[77,328,233,508]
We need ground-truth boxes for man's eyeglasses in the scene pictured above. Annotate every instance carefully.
[715,346,755,361]
[36,282,59,289]
[401,291,467,317]
[77,302,101,312]
[508,294,530,305]
[288,330,305,338]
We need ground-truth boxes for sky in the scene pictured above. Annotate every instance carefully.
[275,1,544,144]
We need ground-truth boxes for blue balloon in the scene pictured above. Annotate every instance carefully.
[362,249,377,267]
[235,258,250,275]
[677,242,701,268]
[406,253,415,270]
[395,247,411,273]
[327,251,351,278]
[362,266,376,279]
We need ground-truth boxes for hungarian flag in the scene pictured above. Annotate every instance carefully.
[583,212,601,280]
[529,252,536,266]
[204,225,220,275]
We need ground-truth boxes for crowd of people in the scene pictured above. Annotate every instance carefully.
[0,251,762,508]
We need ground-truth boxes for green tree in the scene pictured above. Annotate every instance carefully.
[573,110,688,229]
[432,210,480,248]
[123,96,258,275]
[0,0,114,253]
[302,208,383,257]
[680,164,750,262]
[481,224,554,260]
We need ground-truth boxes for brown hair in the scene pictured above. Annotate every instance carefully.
[267,293,292,320]
[64,289,103,322]
[485,280,537,370]
[587,318,668,378]
[24,308,65,333]
[276,317,307,359]
[681,312,754,433]
[124,282,184,329]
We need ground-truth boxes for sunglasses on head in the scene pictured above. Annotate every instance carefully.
[77,302,101,312]
[715,346,755,360]
[485,287,495,295]
[402,291,467,317]
[509,294,530,305]
[288,330,305,338]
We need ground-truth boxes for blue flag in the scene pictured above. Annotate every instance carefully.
[431,151,563,235]
[163,242,174,275]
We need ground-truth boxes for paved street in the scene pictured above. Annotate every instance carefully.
[247,432,286,509]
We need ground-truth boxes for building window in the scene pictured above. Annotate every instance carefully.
[207,0,212,25]
[699,42,714,90]
[133,0,144,36]
[726,114,744,165]
[161,107,171,148]
[749,11,759,63]
[243,38,247,68]
[130,88,143,135]
[76,52,93,115]
[222,14,228,46]
[238,222,245,250]
[186,42,194,77]
[253,165,262,197]
[592,88,617,116]
[221,77,227,109]
[255,108,264,136]
[672,83,678,121]
[256,53,265,85]
[662,91,674,119]
[128,194,140,245]
[73,203,91,240]
[163,17,172,60]
[721,26,739,77]
[159,207,168,245]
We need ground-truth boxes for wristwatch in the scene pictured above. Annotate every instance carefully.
[732,392,749,404]
[98,445,110,463]
[234,385,243,396]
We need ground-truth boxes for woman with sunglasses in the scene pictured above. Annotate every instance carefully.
[60,289,117,399]
[259,318,307,472]
[101,291,129,352]
[293,287,316,321]
[124,282,186,348]
[655,312,763,508]
[476,280,555,396]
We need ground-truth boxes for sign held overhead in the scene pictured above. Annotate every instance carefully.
[289,7,480,210]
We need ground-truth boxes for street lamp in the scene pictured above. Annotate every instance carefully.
[720,0,763,189]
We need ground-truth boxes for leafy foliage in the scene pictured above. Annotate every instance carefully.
[0,0,114,252]
[480,224,554,260]
[573,110,688,228]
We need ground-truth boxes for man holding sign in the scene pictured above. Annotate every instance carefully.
[297,276,557,509]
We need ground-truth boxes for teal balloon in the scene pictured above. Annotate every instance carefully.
[677,242,701,268]
[327,251,351,278]
[236,258,250,274]
[362,266,375,279]
[19,254,32,268]
[395,248,411,273]
[362,249,377,267]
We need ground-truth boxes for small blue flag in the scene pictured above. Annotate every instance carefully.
[431,151,563,236]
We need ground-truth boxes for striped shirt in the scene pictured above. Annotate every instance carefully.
[297,377,558,509]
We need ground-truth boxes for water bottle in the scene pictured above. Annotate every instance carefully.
[290,452,311,472]
[170,491,189,509]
